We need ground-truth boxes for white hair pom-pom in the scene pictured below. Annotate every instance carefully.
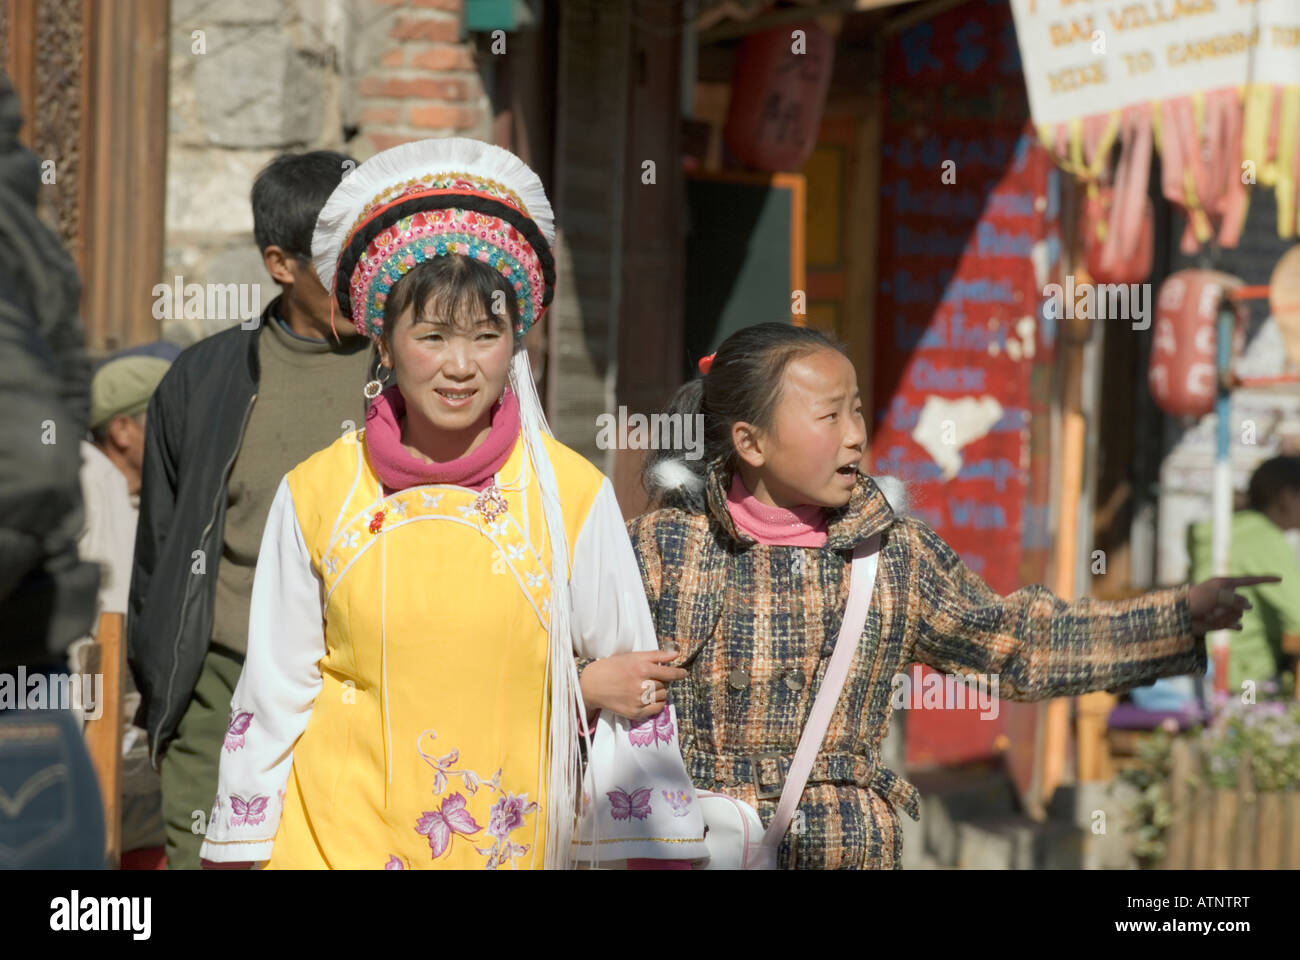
[647,458,705,496]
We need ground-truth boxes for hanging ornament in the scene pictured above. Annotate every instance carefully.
[1149,270,1246,418]
[723,21,835,172]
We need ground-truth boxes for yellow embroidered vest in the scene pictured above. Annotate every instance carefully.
[264,428,603,869]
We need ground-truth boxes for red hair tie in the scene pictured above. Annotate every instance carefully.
[698,352,716,375]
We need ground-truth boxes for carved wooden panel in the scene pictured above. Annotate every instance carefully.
[34,0,83,257]
[2,0,168,356]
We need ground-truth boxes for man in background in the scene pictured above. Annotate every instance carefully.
[72,355,171,863]
[1188,456,1300,694]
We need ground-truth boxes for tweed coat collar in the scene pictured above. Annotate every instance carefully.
[704,458,895,550]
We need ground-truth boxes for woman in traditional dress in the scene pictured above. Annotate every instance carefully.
[198,138,707,869]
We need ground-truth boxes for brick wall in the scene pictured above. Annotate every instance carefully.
[353,0,492,155]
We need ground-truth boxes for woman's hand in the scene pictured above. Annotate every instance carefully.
[1188,575,1281,634]
[579,650,686,722]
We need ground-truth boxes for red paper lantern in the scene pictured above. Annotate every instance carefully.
[1148,270,1244,417]
[1083,187,1154,285]
[723,22,835,172]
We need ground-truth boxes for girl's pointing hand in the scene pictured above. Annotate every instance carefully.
[1188,575,1281,634]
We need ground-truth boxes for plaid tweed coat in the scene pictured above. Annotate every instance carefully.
[625,461,1205,870]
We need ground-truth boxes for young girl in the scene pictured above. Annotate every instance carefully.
[198,138,706,869]
[626,322,1274,870]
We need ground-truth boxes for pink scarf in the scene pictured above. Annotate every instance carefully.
[725,473,828,547]
[364,384,521,493]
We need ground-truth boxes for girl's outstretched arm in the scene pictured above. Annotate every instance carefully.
[904,517,1265,701]
[199,476,325,864]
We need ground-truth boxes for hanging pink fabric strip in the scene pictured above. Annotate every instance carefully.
[1184,97,1214,212]
[1218,90,1249,248]
[1101,108,1134,273]
[1127,106,1154,258]
[1269,85,1282,167]
[1083,113,1107,171]
[1160,97,1187,211]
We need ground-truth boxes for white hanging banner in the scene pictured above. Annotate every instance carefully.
[1010,0,1300,129]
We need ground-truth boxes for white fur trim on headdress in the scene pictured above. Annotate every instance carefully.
[311,137,555,312]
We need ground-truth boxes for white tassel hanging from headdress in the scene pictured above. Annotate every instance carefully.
[508,346,587,869]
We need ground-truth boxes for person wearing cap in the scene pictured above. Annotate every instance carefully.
[74,354,170,861]
[81,354,169,622]
[128,151,381,870]
[88,355,168,489]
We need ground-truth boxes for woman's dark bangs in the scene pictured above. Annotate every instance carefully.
[389,256,515,335]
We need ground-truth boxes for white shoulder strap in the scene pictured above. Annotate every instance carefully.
[762,533,881,849]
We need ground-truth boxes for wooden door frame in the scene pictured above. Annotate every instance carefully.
[3,0,169,357]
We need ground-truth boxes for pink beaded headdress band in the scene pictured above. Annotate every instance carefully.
[311,139,556,340]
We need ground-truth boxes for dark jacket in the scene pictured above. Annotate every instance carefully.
[128,298,380,767]
[0,70,98,668]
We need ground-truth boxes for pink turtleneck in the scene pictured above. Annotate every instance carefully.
[364,384,521,493]
[725,473,828,547]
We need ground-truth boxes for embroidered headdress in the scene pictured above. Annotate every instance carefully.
[313,137,555,340]
[312,138,583,869]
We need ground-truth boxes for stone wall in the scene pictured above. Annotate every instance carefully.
[162,0,489,345]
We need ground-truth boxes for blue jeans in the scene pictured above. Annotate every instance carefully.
[0,694,105,869]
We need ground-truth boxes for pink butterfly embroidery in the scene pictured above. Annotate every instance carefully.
[384,855,406,870]
[662,789,692,817]
[224,710,253,752]
[628,708,674,748]
[415,792,482,859]
[608,786,653,821]
[229,794,269,827]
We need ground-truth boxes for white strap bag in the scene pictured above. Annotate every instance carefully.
[696,534,880,869]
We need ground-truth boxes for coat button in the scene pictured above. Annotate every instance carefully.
[727,669,749,690]
[784,671,805,692]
